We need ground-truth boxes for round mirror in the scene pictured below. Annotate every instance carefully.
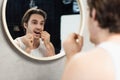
[2,0,84,60]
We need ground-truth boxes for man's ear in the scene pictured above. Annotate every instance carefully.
[91,8,96,20]
[23,23,28,29]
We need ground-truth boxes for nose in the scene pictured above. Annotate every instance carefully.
[36,25,43,31]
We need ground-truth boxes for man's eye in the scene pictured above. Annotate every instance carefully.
[32,21,37,24]
[40,23,44,25]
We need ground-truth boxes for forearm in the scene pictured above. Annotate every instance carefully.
[44,42,55,57]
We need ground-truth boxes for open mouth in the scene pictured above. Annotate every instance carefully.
[33,30,41,38]
[34,31,40,34]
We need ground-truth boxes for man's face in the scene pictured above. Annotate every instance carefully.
[24,14,45,39]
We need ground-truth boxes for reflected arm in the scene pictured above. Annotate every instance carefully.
[44,42,55,57]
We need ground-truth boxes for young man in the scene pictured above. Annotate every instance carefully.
[14,8,55,57]
[62,0,120,80]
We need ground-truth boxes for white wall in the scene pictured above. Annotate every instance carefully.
[0,0,94,80]
[60,14,81,51]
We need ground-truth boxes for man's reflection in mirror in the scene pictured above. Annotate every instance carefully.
[14,8,55,57]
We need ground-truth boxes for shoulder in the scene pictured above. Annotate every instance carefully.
[14,37,21,44]
[14,37,22,41]
[14,37,25,47]
[62,47,114,80]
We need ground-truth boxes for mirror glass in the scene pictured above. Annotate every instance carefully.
[2,0,82,60]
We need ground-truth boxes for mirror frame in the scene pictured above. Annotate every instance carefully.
[2,0,85,61]
[77,0,86,36]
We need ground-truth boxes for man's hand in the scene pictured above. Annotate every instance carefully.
[41,31,55,56]
[41,31,50,44]
[63,33,83,61]
[22,33,34,53]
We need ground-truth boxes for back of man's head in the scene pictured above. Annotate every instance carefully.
[87,0,120,33]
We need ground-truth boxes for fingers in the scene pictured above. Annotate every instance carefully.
[76,34,83,47]
[41,31,50,37]
[26,33,33,42]
[64,33,76,44]
[26,34,33,39]
[22,33,34,49]
[65,33,83,43]
[41,31,50,42]
[63,33,83,52]
[63,33,83,61]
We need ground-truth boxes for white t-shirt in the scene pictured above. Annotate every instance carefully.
[98,42,120,80]
[14,37,47,57]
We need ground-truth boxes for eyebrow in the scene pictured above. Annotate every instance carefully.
[32,19,45,22]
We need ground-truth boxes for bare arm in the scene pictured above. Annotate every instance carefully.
[21,34,34,53]
[63,33,83,62]
[14,35,33,54]
[44,42,55,56]
[41,31,55,56]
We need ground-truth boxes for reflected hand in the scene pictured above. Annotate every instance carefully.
[63,33,83,61]
[41,31,50,44]
[22,33,34,53]
[41,31,55,56]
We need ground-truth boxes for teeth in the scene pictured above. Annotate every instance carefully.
[34,31,40,34]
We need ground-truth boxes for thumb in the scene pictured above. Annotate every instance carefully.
[76,35,83,47]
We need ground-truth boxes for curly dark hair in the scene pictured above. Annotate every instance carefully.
[87,0,120,33]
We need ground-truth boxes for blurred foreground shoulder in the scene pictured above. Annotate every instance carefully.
[62,47,115,80]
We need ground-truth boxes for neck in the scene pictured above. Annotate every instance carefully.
[106,34,120,43]
[91,29,109,45]
[96,33,120,45]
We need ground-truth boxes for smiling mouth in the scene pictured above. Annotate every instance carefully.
[34,31,40,34]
